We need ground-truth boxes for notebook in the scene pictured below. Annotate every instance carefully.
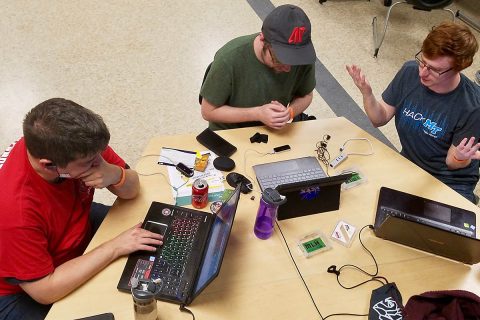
[117,185,241,305]
[252,156,327,192]
[275,173,352,220]
[374,187,480,265]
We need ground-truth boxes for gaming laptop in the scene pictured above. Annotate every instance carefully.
[117,185,241,304]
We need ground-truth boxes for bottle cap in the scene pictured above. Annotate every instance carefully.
[262,188,287,206]
[132,287,155,302]
[131,279,161,302]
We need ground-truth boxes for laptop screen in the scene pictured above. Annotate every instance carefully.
[192,185,241,297]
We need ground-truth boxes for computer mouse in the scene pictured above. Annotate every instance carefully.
[226,172,252,194]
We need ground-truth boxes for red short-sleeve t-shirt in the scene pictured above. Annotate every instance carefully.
[0,138,125,295]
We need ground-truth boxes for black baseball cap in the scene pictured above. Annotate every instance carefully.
[262,4,316,65]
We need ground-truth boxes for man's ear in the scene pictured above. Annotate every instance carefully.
[39,159,56,170]
[259,32,265,42]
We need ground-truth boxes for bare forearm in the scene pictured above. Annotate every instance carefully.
[20,223,162,305]
[201,102,260,123]
[21,242,117,304]
[363,93,389,127]
[108,169,140,199]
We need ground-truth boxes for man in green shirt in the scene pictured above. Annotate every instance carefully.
[200,4,317,131]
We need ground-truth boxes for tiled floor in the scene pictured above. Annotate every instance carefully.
[1,0,479,204]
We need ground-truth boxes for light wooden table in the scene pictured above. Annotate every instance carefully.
[46,117,480,320]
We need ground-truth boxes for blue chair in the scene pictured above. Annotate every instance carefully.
[373,0,455,58]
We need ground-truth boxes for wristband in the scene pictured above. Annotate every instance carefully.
[112,166,126,188]
[287,107,294,120]
[453,155,468,163]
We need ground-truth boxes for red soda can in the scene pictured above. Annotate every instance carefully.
[192,178,209,209]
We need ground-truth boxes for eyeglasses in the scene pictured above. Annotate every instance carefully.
[414,51,453,77]
[266,45,283,66]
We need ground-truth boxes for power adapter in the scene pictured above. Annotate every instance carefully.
[329,153,348,168]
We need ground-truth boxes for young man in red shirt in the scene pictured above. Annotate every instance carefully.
[0,98,163,319]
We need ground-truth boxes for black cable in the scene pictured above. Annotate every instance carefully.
[180,304,196,320]
[275,220,324,320]
[327,225,389,290]
[323,312,368,319]
[276,222,388,319]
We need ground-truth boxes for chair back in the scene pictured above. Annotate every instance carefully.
[407,0,453,10]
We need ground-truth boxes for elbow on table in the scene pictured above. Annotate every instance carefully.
[35,295,58,305]
[200,105,213,121]
[370,119,386,128]
[24,289,62,305]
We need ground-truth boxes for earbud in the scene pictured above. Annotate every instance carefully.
[46,163,56,169]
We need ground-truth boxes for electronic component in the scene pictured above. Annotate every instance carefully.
[175,162,194,177]
[273,144,291,153]
[329,153,348,168]
[297,230,331,258]
[250,132,268,143]
[339,167,367,190]
[213,156,235,171]
[331,220,356,247]
[196,128,237,157]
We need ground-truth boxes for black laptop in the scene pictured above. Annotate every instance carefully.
[374,187,480,265]
[275,173,352,220]
[117,185,241,304]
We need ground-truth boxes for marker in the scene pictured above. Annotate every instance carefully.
[158,162,176,167]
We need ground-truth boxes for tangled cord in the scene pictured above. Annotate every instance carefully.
[327,225,389,290]
[315,134,331,176]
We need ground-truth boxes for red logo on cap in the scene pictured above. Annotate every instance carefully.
[288,27,306,44]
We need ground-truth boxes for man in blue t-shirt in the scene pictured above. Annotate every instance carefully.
[347,22,480,203]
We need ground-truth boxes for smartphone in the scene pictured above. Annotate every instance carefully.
[175,162,194,177]
[196,128,237,157]
[75,313,114,320]
[144,220,168,236]
[273,145,291,153]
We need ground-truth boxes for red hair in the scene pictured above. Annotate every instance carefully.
[422,21,478,72]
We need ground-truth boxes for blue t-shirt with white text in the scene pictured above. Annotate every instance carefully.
[382,61,480,186]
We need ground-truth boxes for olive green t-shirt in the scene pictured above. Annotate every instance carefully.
[200,33,316,130]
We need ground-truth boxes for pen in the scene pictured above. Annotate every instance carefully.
[162,147,196,154]
[158,162,176,167]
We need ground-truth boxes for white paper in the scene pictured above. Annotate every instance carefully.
[160,148,225,200]
[158,147,197,168]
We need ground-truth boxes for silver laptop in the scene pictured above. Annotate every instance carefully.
[252,156,326,191]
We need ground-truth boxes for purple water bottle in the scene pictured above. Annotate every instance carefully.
[254,188,286,239]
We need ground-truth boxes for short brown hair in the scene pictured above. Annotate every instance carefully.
[422,21,478,72]
[23,98,110,167]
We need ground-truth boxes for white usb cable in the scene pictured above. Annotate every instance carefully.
[329,138,374,168]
